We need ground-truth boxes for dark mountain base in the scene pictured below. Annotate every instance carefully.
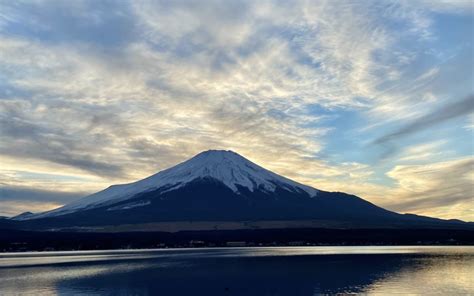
[12,178,472,230]
[1,228,473,252]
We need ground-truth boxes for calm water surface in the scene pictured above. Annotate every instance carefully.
[0,246,473,295]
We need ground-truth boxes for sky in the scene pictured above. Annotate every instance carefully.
[0,0,473,221]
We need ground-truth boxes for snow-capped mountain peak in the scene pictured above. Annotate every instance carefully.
[32,150,318,219]
[150,149,318,194]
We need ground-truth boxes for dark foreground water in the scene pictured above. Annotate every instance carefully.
[0,246,473,295]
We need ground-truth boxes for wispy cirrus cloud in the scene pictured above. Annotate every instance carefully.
[373,95,474,159]
[385,157,474,220]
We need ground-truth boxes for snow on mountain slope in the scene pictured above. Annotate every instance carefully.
[32,150,318,219]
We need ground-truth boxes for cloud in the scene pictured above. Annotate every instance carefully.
[465,114,474,131]
[373,95,474,158]
[397,140,449,162]
[408,0,474,14]
[0,186,85,204]
[0,0,136,46]
[0,100,127,178]
[384,157,474,221]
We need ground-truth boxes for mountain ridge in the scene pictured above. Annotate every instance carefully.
[9,150,473,231]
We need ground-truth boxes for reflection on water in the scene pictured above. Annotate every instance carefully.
[0,246,472,295]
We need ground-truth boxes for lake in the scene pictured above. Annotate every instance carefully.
[0,246,473,295]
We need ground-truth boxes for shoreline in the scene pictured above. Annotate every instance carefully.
[2,227,473,252]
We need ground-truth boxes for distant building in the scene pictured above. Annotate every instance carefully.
[226,241,246,247]
[189,240,205,247]
[288,241,304,246]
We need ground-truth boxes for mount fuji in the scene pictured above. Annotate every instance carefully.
[12,150,471,231]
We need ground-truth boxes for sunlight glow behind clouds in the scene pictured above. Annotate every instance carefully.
[0,0,472,220]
